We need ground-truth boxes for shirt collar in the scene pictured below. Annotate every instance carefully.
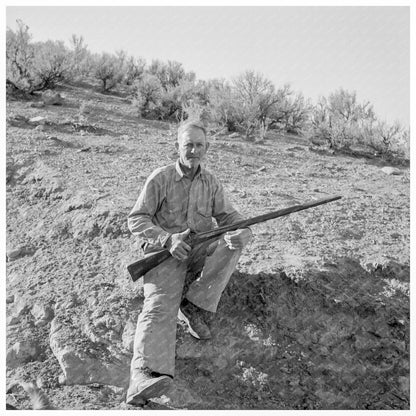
[175,159,204,181]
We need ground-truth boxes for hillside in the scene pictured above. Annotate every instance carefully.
[6,82,410,410]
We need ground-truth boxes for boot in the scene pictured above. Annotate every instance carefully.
[126,369,173,406]
[178,298,211,340]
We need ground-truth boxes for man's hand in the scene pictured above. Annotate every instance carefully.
[224,228,252,250]
[165,228,192,261]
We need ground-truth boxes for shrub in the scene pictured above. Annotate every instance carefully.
[371,121,410,161]
[148,59,195,91]
[273,92,312,134]
[6,20,34,92]
[131,73,164,118]
[132,73,205,121]
[161,80,202,120]
[309,89,376,149]
[232,71,294,140]
[308,89,409,162]
[68,34,93,78]
[6,20,71,93]
[207,80,243,132]
[180,100,211,125]
[124,56,146,85]
[31,40,71,89]
[93,52,124,92]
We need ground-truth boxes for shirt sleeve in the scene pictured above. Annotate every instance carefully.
[127,172,171,249]
[212,180,245,227]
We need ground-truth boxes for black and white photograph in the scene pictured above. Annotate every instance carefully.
[4,2,412,412]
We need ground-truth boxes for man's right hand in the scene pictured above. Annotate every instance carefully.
[165,228,191,261]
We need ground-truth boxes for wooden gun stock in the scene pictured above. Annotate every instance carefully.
[127,195,341,282]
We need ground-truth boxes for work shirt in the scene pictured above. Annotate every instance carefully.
[128,160,245,254]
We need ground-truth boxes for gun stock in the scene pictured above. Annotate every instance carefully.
[127,195,341,282]
[127,249,172,282]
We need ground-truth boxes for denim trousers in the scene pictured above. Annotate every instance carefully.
[128,238,242,380]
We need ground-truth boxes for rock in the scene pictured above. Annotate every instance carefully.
[42,90,64,105]
[7,340,43,368]
[6,114,28,127]
[31,303,54,324]
[35,124,45,131]
[14,298,32,317]
[6,294,15,304]
[30,101,45,108]
[380,166,401,175]
[122,319,136,352]
[83,315,121,345]
[7,246,25,261]
[29,116,47,124]
[87,295,99,308]
[229,132,240,138]
[49,317,131,387]
[7,316,20,326]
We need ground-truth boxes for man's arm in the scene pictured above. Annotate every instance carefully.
[128,173,171,249]
[212,180,253,249]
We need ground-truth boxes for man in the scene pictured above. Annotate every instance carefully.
[126,120,252,406]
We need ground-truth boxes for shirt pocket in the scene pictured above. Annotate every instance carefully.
[160,200,185,229]
[195,205,213,231]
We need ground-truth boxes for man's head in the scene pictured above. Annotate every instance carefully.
[176,121,209,170]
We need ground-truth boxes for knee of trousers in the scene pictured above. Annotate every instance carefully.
[141,293,180,320]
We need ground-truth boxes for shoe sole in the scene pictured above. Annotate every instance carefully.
[126,376,173,406]
[177,309,211,340]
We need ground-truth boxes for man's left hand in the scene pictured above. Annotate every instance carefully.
[224,228,252,250]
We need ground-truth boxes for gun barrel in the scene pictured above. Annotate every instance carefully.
[193,195,341,244]
[127,195,341,282]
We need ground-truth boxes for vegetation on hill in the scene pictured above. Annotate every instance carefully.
[6,19,410,164]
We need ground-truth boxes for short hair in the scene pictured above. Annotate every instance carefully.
[177,120,207,142]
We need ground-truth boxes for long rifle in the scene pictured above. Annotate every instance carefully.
[127,195,341,282]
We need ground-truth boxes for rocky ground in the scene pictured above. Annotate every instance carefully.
[5,82,410,410]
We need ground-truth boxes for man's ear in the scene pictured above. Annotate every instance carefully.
[205,142,210,152]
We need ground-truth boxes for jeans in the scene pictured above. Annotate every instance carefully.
[129,237,242,379]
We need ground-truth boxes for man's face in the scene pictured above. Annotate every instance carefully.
[177,127,209,169]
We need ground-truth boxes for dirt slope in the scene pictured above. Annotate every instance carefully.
[5,82,410,410]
